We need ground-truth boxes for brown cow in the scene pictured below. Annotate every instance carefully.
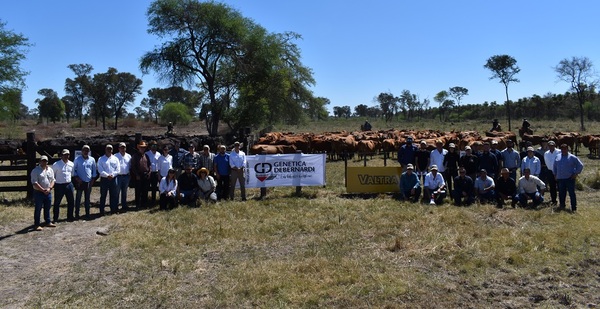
[249,144,297,155]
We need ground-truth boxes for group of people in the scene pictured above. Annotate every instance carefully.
[30,140,248,231]
[397,136,584,211]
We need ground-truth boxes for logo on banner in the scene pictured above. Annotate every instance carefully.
[254,162,276,182]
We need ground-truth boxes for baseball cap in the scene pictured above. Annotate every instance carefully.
[430,165,438,171]
[406,164,414,170]
[40,155,48,161]
[61,149,70,155]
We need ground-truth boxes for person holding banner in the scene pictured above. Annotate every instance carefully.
[399,164,421,203]
[423,165,446,205]
[229,141,247,201]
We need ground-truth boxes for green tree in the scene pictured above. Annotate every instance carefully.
[0,20,31,92]
[160,102,192,125]
[64,64,93,127]
[36,88,64,123]
[140,0,315,136]
[142,86,203,123]
[448,86,468,121]
[554,56,598,131]
[0,88,22,121]
[305,97,330,120]
[433,90,450,122]
[106,68,142,129]
[354,104,369,117]
[376,92,397,122]
[484,55,520,131]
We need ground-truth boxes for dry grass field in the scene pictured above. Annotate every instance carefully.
[1,117,599,308]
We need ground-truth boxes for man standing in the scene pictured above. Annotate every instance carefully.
[443,143,460,201]
[521,146,541,177]
[31,156,55,231]
[200,144,216,176]
[52,149,75,222]
[477,142,499,179]
[429,140,448,176]
[452,167,474,206]
[516,168,546,209]
[398,136,417,172]
[553,144,584,212]
[474,169,495,204]
[424,165,446,205]
[145,140,161,205]
[182,142,201,174]
[543,141,559,205]
[415,141,430,183]
[169,141,188,176]
[399,164,421,203]
[115,142,132,213]
[496,168,517,208]
[73,145,97,220]
[459,146,479,181]
[229,141,247,201]
[130,141,150,209]
[97,144,120,215]
[213,145,231,200]
[501,140,521,181]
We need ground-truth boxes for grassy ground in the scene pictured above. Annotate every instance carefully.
[1,118,599,308]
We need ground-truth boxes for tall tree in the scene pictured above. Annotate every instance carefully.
[140,0,315,136]
[142,86,203,123]
[484,55,520,131]
[87,70,112,129]
[0,88,23,121]
[376,92,397,122]
[36,88,64,123]
[0,20,31,92]
[433,90,450,122]
[354,104,369,117]
[448,86,468,120]
[554,56,598,131]
[399,90,418,121]
[64,64,93,127]
[107,68,142,129]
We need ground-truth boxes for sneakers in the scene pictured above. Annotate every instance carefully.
[429,199,436,205]
[34,226,43,231]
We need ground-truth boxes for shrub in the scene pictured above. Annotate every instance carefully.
[159,102,192,126]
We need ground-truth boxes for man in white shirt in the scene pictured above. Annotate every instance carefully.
[516,168,546,209]
[52,149,75,222]
[97,144,120,215]
[115,142,132,212]
[424,165,446,205]
[474,169,496,204]
[31,156,55,231]
[543,141,559,204]
[145,140,161,205]
[229,141,247,201]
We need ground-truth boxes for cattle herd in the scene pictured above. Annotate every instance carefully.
[250,129,600,158]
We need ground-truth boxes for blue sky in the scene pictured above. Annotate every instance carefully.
[2,0,599,114]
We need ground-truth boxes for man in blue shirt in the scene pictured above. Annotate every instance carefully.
[553,144,584,212]
[398,136,417,172]
[501,140,521,180]
[213,145,231,200]
[73,145,97,220]
[399,164,421,203]
[169,141,188,176]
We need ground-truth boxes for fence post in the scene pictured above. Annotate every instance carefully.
[383,151,387,167]
[259,151,267,199]
[344,154,348,188]
[363,153,367,167]
[26,132,36,198]
[295,150,302,196]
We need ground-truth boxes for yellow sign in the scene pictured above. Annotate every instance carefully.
[346,167,402,193]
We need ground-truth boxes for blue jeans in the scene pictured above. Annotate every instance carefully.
[478,190,496,203]
[517,192,543,207]
[557,178,577,210]
[75,181,92,217]
[34,191,52,226]
[100,177,119,214]
[53,182,75,221]
[117,174,130,210]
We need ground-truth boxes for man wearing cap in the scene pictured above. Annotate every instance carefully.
[115,142,132,212]
[213,145,231,200]
[474,169,495,204]
[501,140,520,181]
[424,165,446,205]
[415,141,430,183]
[521,146,541,177]
[543,140,559,204]
[452,167,474,206]
[443,143,460,201]
[229,141,247,201]
[52,149,75,222]
[553,144,584,212]
[31,156,55,231]
[399,164,421,203]
[145,140,161,205]
[490,140,503,168]
[97,144,120,215]
[398,136,418,173]
[477,142,499,179]
[459,146,479,181]
[199,144,216,176]
[131,141,151,209]
[496,168,517,208]
[516,168,546,209]
[73,145,97,220]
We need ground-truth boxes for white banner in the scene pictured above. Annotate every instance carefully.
[245,153,326,188]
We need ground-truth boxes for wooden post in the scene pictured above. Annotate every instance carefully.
[295,150,302,196]
[383,151,387,167]
[26,132,36,198]
[344,154,348,187]
[260,151,267,199]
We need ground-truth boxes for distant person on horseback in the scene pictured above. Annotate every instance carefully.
[362,120,372,131]
[520,118,532,136]
[490,119,502,132]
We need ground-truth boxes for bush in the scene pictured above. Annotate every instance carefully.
[159,102,192,126]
